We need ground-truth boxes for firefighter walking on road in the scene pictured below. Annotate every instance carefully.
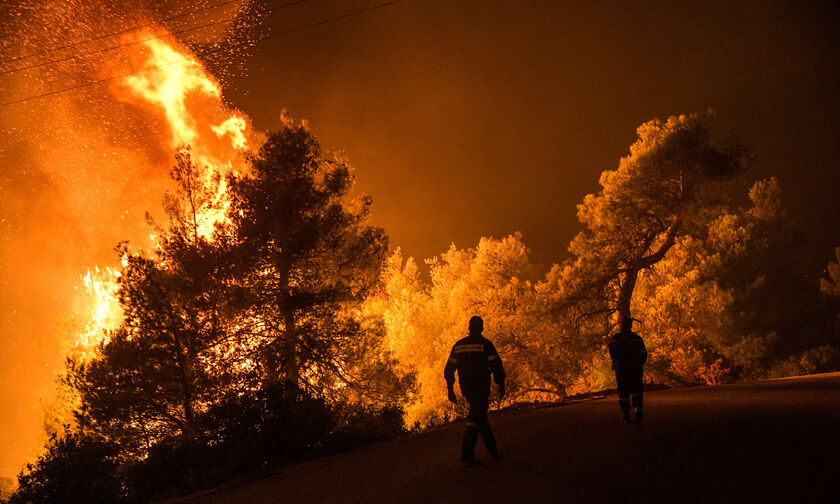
[444,316,506,465]
[608,317,648,424]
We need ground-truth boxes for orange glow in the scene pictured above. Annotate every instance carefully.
[75,266,122,360]
[25,32,262,473]
[65,34,258,358]
[114,32,256,238]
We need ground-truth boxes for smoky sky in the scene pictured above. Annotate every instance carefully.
[1,0,839,479]
[225,0,840,270]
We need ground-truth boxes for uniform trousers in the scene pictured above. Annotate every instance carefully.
[462,393,497,458]
[616,369,644,411]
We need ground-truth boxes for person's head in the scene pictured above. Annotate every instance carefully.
[620,317,633,332]
[469,315,484,335]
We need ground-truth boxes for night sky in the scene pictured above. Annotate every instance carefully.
[224,0,840,269]
[1,0,839,480]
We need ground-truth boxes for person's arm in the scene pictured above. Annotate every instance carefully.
[608,338,619,369]
[487,342,506,397]
[444,347,458,402]
[639,338,648,366]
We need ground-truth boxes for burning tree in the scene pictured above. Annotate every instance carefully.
[223,116,397,399]
[68,118,403,452]
[5,4,408,499]
[50,123,406,500]
[69,149,235,454]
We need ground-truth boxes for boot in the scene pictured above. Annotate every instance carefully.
[631,395,643,425]
[479,424,499,458]
[461,426,481,465]
[620,399,631,424]
[461,456,482,466]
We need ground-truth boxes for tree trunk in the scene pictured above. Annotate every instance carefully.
[171,332,196,439]
[617,268,639,322]
[616,220,681,324]
[278,259,299,390]
[261,345,281,386]
[282,307,299,388]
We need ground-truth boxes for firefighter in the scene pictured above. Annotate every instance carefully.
[444,315,506,465]
[608,317,648,424]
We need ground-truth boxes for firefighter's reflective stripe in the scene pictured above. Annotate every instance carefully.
[488,354,498,361]
[453,344,484,353]
[630,393,642,398]
[466,421,479,428]
[447,356,458,364]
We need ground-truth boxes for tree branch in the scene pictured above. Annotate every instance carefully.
[636,219,681,269]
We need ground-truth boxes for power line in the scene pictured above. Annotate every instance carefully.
[0,0,309,76]
[0,0,404,108]
[1,0,244,66]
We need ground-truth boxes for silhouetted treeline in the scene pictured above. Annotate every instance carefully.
[6,117,409,503]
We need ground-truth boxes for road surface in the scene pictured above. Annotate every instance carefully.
[170,372,840,503]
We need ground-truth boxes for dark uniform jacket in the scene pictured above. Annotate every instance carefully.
[444,334,505,398]
[608,330,648,374]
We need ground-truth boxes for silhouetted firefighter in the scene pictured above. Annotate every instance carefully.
[444,316,506,465]
[608,317,648,424]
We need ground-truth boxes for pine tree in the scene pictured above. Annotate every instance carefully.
[563,113,746,323]
[71,149,234,453]
[223,116,389,396]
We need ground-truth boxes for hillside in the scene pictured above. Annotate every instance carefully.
[169,373,840,504]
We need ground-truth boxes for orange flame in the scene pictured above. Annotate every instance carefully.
[75,34,258,355]
[74,266,122,360]
[116,33,255,237]
[2,7,263,479]
[118,34,252,168]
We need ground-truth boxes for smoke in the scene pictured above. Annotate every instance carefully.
[0,0,260,479]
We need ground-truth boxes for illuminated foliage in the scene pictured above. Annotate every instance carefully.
[565,113,747,323]
[821,247,840,299]
[371,115,791,422]
[630,178,783,384]
[372,234,591,427]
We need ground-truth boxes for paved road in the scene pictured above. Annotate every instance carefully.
[171,373,840,504]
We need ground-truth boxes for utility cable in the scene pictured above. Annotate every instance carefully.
[1,0,245,66]
[0,0,309,76]
[0,0,404,108]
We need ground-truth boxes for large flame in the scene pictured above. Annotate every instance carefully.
[69,33,258,356]
[75,266,122,361]
[118,33,254,239]
[0,2,262,479]
[118,34,252,170]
